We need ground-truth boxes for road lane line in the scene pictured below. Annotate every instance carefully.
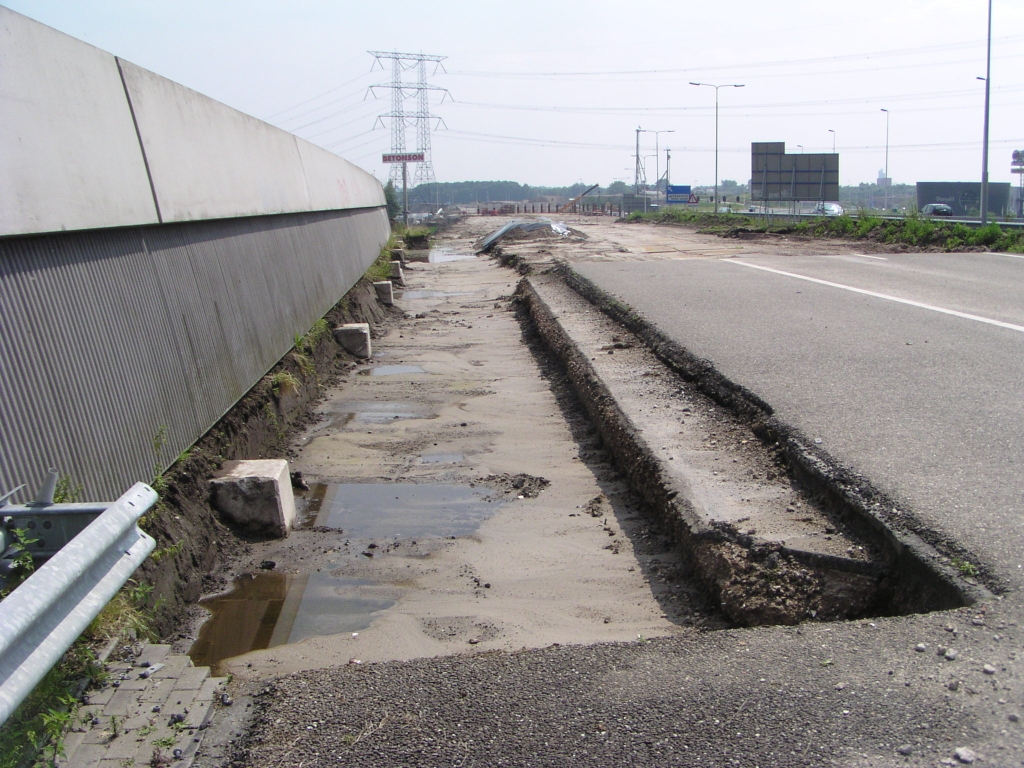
[727,260,1024,334]
[853,254,888,260]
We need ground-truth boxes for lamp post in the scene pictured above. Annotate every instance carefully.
[828,129,836,154]
[980,0,993,223]
[690,82,744,212]
[797,144,804,153]
[880,109,890,211]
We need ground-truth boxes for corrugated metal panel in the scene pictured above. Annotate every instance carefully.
[0,207,389,501]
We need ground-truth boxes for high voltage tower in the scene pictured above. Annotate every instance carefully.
[367,51,449,191]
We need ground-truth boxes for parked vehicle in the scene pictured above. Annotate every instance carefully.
[921,203,953,217]
[812,202,844,216]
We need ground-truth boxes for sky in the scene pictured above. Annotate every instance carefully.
[4,0,1023,190]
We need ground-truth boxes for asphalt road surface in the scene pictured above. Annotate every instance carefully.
[575,249,1024,592]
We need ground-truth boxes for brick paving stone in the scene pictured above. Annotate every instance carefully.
[172,665,209,692]
[197,676,227,702]
[149,654,190,681]
[95,733,139,760]
[63,742,109,765]
[84,685,115,706]
[103,689,140,717]
[67,644,220,768]
[140,678,179,706]
[114,675,149,691]
[136,644,172,667]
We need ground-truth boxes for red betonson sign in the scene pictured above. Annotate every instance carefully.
[382,153,425,163]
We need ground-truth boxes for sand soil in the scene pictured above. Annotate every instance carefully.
[210,225,724,684]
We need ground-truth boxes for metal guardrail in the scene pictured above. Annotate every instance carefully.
[0,482,156,726]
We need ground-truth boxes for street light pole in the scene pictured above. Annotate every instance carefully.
[828,129,836,154]
[880,109,890,211]
[690,82,744,212]
[980,0,993,224]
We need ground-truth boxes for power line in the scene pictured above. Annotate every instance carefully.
[367,50,450,187]
[442,34,1024,80]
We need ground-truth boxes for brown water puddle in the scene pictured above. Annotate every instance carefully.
[298,482,501,539]
[189,571,392,673]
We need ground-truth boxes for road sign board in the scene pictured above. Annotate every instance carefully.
[666,185,692,204]
[382,153,424,163]
[1013,149,1023,167]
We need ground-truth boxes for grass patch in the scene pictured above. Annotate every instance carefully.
[629,208,1024,252]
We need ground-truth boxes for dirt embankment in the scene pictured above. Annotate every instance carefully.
[139,277,398,638]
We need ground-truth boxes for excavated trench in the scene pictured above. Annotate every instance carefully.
[511,257,976,627]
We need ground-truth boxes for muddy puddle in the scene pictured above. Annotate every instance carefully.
[358,364,426,376]
[418,453,464,464]
[398,290,474,301]
[299,482,500,539]
[404,247,475,263]
[189,572,393,672]
[330,400,434,423]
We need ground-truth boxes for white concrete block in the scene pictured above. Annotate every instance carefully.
[333,323,371,358]
[373,281,394,306]
[209,460,295,538]
[390,261,404,284]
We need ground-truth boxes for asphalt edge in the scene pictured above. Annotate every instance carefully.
[523,261,989,617]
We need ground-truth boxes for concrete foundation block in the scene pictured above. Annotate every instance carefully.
[390,247,406,263]
[390,260,404,284]
[373,280,394,306]
[209,460,295,538]
[333,322,372,358]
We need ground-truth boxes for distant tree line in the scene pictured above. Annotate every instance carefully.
[404,178,916,209]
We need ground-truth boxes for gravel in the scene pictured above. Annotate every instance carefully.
[220,615,1022,767]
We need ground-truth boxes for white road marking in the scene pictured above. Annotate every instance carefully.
[853,254,888,261]
[728,260,1024,334]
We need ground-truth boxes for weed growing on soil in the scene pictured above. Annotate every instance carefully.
[628,209,1024,252]
[951,557,979,577]
[366,232,402,283]
[53,474,83,504]
[0,643,108,768]
[270,370,300,396]
[0,527,38,596]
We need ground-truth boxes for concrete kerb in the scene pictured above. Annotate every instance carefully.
[545,261,985,614]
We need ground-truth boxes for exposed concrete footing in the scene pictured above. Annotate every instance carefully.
[390,261,404,284]
[209,459,296,538]
[373,280,395,306]
[333,322,372,358]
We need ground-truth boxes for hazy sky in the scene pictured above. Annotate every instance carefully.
[5,1,1023,190]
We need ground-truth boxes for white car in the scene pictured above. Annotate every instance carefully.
[813,202,844,216]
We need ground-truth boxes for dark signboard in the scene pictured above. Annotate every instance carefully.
[751,142,839,202]
[916,182,1011,217]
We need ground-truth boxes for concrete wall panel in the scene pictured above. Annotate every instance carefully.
[2,9,385,236]
[118,59,312,223]
[118,60,384,223]
[296,139,386,211]
[0,8,159,236]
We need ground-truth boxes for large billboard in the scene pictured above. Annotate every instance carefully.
[916,182,1010,217]
[751,142,839,202]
